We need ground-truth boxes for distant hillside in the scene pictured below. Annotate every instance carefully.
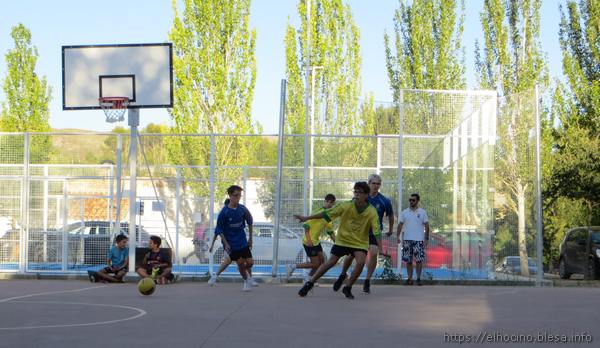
[49,129,115,164]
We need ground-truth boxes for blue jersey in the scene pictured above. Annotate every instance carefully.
[107,245,128,268]
[367,193,394,233]
[216,203,253,252]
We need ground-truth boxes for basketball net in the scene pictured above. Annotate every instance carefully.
[99,97,130,123]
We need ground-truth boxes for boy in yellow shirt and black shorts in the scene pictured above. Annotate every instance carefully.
[286,194,336,281]
[294,182,382,299]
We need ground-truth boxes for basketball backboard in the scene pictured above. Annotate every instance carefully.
[62,43,173,110]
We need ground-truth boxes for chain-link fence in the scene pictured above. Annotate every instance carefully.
[0,88,542,281]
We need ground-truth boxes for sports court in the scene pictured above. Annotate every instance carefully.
[0,279,598,348]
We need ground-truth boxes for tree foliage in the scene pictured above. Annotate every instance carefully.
[385,0,466,94]
[0,24,53,164]
[167,0,261,185]
[548,0,600,226]
[384,0,466,231]
[475,0,548,275]
[284,0,363,136]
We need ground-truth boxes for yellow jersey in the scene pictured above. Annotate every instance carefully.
[302,207,334,246]
[323,200,380,250]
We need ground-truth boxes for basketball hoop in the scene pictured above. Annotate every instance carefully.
[99,97,130,123]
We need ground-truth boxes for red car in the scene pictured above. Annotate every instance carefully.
[380,233,452,268]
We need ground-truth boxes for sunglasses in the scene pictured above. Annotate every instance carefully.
[409,199,417,202]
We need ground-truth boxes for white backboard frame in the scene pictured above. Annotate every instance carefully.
[62,43,173,110]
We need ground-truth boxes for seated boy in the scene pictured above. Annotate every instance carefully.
[91,234,129,283]
[136,235,174,284]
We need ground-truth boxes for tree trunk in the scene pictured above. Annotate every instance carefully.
[517,182,530,276]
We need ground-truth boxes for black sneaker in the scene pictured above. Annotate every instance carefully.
[416,278,422,286]
[363,279,371,293]
[333,273,347,292]
[298,281,314,297]
[87,270,97,283]
[342,285,354,299]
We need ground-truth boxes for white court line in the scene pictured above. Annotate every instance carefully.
[0,285,107,303]
[0,285,147,330]
[0,300,146,330]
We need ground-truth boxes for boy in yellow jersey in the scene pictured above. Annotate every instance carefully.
[294,182,382,299]
[286,194,336,281]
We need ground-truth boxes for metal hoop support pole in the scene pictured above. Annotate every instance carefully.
[128,109,139,275]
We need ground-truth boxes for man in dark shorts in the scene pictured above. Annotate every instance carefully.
[286,194,336,281]
[294,182,382,299]
[136,235,173,284]
[216,185,255,292]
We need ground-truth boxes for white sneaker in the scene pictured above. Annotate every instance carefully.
[208,275,218,286]
[286,264,296,279]
[243,279,252,292]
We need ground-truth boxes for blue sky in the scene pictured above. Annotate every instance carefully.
[0,0,564,134]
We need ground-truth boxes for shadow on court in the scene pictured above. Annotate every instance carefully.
[0,279,598,348]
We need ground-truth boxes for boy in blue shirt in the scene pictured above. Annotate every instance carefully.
[91,234,129,283]
[216,185,254,291]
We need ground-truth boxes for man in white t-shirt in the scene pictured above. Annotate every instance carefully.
[394,193,430,286]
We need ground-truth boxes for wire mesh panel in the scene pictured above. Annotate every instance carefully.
[0,88,542,282]
[493,89,541,280]
[278,90,501,280]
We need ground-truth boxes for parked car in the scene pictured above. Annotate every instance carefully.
[212,223,305,264]
[0,228,20,262]
[27,221,155,265]
[381,233,452,268]
[496,256,538,275]
[558,226,600,280]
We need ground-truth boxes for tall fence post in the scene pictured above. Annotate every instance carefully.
[175,166,181,271]
[19,133,30,273]
[273,79,287,278]
[61,180,68,271]
[396,91,404,275]
[534,85,544,286]
[127,109,139,275]
[208,135,216,275]
[114,134,123,235]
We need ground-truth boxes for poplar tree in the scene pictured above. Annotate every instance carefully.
[0,24,52,163]
[475,0,549,275]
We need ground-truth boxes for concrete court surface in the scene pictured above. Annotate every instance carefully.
[0,279,598,348]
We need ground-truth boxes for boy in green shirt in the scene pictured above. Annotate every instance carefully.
[286,194,336,281]
[294,182,382,299]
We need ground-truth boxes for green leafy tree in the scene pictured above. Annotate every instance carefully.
[384,0,466,232]
[284,1,374,169]
[0,24,52,164]
[548,0,600,227]
[285,0,363,136]
[274,0,372,220]
[167,0,262,227]
[475,0,549,275]
[385,0,466,94]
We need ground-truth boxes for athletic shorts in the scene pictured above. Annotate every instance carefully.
[142,266,168,275]
[401,240,425,263]
[229,246,253,261]
[368,232,378,246]
[102,265,127,274]
[303,244,323,257]
[330,244,367,258]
